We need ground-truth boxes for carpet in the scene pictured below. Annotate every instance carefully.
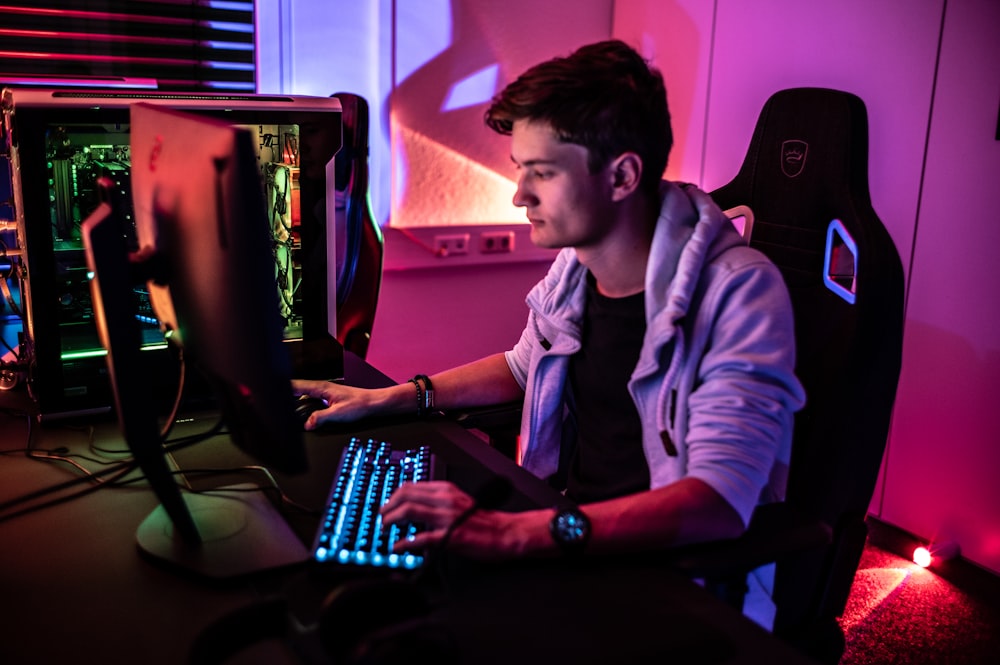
[839,545,1000,664]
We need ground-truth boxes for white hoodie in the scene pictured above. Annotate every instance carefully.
[506,180,805,527]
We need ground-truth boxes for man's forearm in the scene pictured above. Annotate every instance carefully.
[582,478,746,553]
[420,352,524,411]
[460,477,747,561]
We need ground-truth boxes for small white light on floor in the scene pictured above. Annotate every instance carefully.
[913,546,932,567]
[913,541,959,568]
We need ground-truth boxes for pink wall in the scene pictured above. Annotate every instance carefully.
[370,248,550,382]
[389,0,613,227]
[611,0,714,184]
[879,0,1000,572]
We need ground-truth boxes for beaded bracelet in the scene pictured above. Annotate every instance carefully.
[408,377,425,417]
[409,374,435,417]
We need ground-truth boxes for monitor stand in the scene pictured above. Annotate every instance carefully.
[135,484,309,579]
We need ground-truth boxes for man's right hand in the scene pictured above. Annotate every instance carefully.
[291,379,382,429]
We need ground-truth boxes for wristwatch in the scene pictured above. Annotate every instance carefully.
[549,507,591,555]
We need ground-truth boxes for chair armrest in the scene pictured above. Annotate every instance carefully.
[454,407,833,588]
[664,502,833,579]
[451,401,523,430]
[450,401,523,460]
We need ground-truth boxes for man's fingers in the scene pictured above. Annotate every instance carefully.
[381,498,461,527]
[393,529,446,553]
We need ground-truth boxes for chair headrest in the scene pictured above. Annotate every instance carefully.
[715,87,872,228]
[332,92,370,191]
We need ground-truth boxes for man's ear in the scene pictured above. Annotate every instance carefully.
[609,152,643,202]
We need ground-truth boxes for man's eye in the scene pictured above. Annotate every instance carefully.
[533,170,553,180]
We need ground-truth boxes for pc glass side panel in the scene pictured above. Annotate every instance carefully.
[3,90,342,418]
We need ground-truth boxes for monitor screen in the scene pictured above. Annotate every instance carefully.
[81,102,329,578]
[3,87,343,417]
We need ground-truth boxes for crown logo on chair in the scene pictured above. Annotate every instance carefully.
[781,139,809,178]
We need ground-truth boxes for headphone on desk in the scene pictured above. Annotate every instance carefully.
[188,577,454,665]
[317,576,457,664]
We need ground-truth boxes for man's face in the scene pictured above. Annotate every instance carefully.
[510,120,615,250]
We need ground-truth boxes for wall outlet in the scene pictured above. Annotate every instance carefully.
[480,230,515,254]
[433,233,470,257]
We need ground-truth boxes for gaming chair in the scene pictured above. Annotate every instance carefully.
[333,92,383,359]
[449,86,905,663]
[667,87,905,663]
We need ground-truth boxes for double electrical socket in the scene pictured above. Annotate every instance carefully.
[433,233,470,257]
[480,230,515,254]
[433,230,515,257]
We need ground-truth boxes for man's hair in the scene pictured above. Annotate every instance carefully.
[485,39,672,197]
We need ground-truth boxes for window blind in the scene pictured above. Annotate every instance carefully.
[0,1,255,91]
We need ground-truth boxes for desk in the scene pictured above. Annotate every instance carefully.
[0,353,817,665]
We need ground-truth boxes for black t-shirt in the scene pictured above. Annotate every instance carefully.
[564,275,650,503]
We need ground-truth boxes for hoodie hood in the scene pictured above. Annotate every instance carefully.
[524,181,744,357]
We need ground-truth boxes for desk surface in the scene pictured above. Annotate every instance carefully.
[0,354,817,665]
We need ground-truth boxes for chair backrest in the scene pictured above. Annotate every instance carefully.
[333,92,384,359]
[710,88,905,636]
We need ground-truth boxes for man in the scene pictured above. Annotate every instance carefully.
[294,39,804,625]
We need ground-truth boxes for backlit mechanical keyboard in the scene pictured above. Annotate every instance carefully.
[311,437,437,570]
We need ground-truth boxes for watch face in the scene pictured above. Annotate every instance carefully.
[552,508,590,551]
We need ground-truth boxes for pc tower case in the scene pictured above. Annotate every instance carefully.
[1,87,343,419]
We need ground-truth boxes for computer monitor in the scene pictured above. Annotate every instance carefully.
[82,103,315,578]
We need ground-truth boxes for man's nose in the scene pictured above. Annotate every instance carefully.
[513,178,534,208]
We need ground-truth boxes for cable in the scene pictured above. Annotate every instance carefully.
[0,458,139,522]
[1,260,21,318]
[0,413,225,518]
[418,476,513,592]
[397,226,450,257]
[436,476,512,553]
[109,464,314,516]
[158,345,187,441]
[33,422,129,465]
[26,447,116,477]
[1,338,256,523]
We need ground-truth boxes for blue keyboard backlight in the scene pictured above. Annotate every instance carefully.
[311,437,435,570]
